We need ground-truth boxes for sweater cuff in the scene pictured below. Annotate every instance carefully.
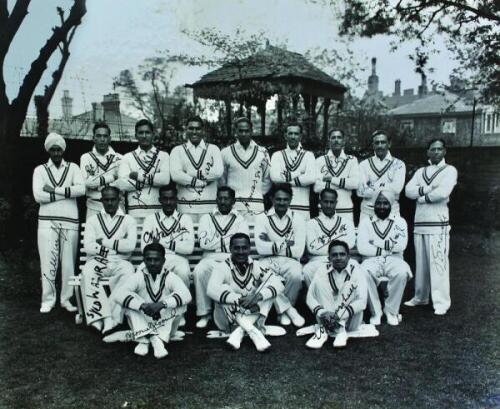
[124,295,143,311]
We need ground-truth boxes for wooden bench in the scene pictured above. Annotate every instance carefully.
[70,222,359,324]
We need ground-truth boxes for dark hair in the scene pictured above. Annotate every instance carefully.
[143,242,165,258]
[328,128,345,138]
[286,121,303,134]
[371,129,391,142]
[159,182,177,196]
[101,185,120,197]
[135,119,154,133]
[270,183,293,197]
[328,240,349,254]
[427,138,446,149]
[93,121,111,136]
[217,186,236,199]
[186,115,204,127]
[234,116,253,129]
[320,188,338,201]
[230,232,251,247]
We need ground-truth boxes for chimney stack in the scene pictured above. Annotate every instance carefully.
[61,90,73,119]
[393,80,401,97]
[367,57,379,95]
[102,93,122,135]
[418,73,428,97]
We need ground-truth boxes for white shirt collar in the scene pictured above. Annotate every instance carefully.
[318,212,339,223]
[213,208,239,217]
[160,209,179,221]
[92,146,115,156]
[235,139,256,151]
[371,213,396,223]
[428,158,446,166]
[373,151,393,162]
[286,143,302,153]
[46,159,67,169]
[267,207,293,219]
[100,208,125,221]
[327,149,347,160]
[186,139,206,150]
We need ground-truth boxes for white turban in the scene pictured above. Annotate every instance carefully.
[375,189,396,205]
[44,132,66,152]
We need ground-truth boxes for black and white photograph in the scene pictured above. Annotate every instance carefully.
[0,0,499,408]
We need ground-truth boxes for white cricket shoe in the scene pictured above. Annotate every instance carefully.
[171,331,185,342]
[226,326,245,350]
[247,327,271,352]
[150,336,168,359]
[385,313,399,326]
[278,313,291,326]
[333,330,348,348]
[264,325,286,337]
[434,309,447,316]
[286,307,305,328]
[61,302,77,313]
[369,314,382,326]
[404,298,427,307]
[40,304,53,313]
[103,330,133,343]
[134,343,149,356]
[196,315,211,329]
[305,325,328,349]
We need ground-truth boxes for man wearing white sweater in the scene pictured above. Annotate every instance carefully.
[314,129,359,224]
[80,122,122,220]
[357,130,406,222]
[357,190,412,326]
[81,186,136,332]
[303,188,356,286]
[270,123,315,220]
[220,117,271,222]
[118,119,170,221]
[141,183,194,288]
[404,139,457,315]
[33,133,86,313]
[170,116,223,222]
[255,183,306,327]
[194,186,249,329]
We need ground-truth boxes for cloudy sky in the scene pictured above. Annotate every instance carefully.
[5,0,457,118]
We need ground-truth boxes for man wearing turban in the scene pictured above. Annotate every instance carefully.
[32,133,85,313]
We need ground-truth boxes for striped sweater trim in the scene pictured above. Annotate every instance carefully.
[38,215,79,224]
[230,144,258,169]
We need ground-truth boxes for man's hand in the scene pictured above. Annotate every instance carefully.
[319,311,341,332]
[259,232,270,242]
[140,302,164,318]
[129,171,139,181]
[240,292,263,311]
[369,239,374,245]
[43,184,55,193]
[322,175,332,182]
[285,240,295,247]
[96,238,103,245]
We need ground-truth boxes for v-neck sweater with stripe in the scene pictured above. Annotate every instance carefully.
[357,214,408,257]
[405,160,457,234]
[306,214,356,258]
[33,160,86,230]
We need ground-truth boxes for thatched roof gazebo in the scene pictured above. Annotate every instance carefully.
[186,44,347,140]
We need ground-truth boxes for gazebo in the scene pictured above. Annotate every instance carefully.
[186,44,347,140]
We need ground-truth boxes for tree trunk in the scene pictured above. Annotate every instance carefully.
[34,95,49,138]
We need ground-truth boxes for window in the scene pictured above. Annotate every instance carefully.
[441,118,456,134]
[400,120,414,132]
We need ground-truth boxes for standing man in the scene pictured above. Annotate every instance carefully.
[170,116,223,223]
[404,139,457,315]
[270,123,316,220]
[255,183,306,327]
[194,186,249,329]
[80,122,122,221]
[118,119,170,221]
[141,183,195,288]
[81,186,136,332]
[305,240,369,349]
[357,190,412,326]
[220,117,271,222]
[303,188,356,286]
[357,130,406,222]
[314,129,359,224]
[32,132,86,313]
[207,233,284,352]
[111,243,192,358]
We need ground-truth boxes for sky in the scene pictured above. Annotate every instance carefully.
[4,0,458,118]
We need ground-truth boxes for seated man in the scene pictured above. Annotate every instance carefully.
[141,183,194,288]
[207,233,284,352]
[255,183,306,327]
[194,186,249,328]
[111,243,192,359]
[305,240,370,349]
[303,188,355,286]
[81,186,136,333]
[357,190,412,326]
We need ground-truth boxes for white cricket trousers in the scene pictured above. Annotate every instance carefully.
[303,257,329,287]
[194,255,228,316]
[214,299,273,333]
[361,255,411,317]
[127,305,187,343]
[413,233,451,312]
[37,226,78,308]
[258,256,303,314]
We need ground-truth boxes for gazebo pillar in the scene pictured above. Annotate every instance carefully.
[245,101,252,120]
[323,97,331,142]
[225,98,232,138]
[258,101,266,137]
[277,95,284,132]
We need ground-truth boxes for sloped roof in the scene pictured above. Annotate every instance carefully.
[188,45,346,100]
[388,91,478,116]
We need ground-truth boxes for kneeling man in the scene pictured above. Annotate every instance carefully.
[305,240,369,349]
[112,243,192,358]
[357,190,412,326]
[81,186,136,332]
[207,233,284,352]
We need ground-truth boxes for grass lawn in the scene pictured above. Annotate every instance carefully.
[1,229,499,409]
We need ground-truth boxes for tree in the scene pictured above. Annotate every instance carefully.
[0,0,86,243]
[313,0,499,103]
